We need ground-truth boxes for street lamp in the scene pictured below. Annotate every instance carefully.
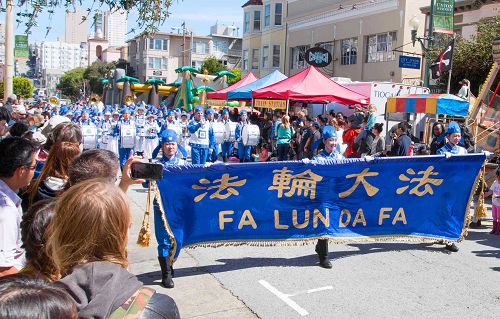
[493,36,500,62]
[409,15,433,87]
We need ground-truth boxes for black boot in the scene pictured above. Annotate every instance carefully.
[222,156,228,163]
[315,239,332,269]
[158,257,174,288]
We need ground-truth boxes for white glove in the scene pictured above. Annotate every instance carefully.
[302,158,311,164]
[444,152,452,159]
[364,155,374,162]
[482,151,493,158]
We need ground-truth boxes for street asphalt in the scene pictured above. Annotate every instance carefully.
[126,184,500,319]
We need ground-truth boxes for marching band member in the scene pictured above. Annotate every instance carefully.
[220,109,233,162]
[435,121,466,253]
[235,110,252,163]
[117,107,136,167]
[188,106,214,165]
[144,113,161,159]
[312,125,343,269]
[98,110,113,151]
[79,109,97,151]
[107,110,120,155]
[149,129,186,288]
[205,108,218,163]
[77,109,94,126]
[179,113,189,155]
[135,105,147,154]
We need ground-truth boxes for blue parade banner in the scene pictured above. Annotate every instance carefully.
[154,154,484,258]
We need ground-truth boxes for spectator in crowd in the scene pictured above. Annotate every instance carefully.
[9,105,27,126]
[8,122,29,138]
[23,141,80,210]
[457,79,470,99]
[2,94,17,114]
[66,149,142,193]
[430,122,446,155]
[369,123,385,156]
[0,273,78,319]
[0,107,12,136]
[48,179,180,318]
[20,200,58,280]
[343,113,363,158]
[298,116,313,159]
[0,137,38,277]
[388,122,412,156]
[261,112,273,145]
[276,115,294,161]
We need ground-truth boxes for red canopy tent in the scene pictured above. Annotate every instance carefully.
[252,66,368,107]
[207,72,258,100]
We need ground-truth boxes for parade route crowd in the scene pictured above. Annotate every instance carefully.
[0,93,499,318]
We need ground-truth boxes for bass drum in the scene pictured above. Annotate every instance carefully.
[241,124,260,146]
[212,122,225,144]
[82,125,97,150]
[224,121,237,142]
[120,124,136,149]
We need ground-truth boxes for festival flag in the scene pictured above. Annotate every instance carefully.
[430,39,455,79]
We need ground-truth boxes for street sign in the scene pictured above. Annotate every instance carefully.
[14,35,29,59]
[254,99,286,110]
[399,55,421,69]
[305,47,332,68]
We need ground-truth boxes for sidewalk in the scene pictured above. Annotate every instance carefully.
[126,185,258,319]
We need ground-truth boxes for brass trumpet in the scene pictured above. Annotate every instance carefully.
[49,96,59,105]
[90,95,101,103]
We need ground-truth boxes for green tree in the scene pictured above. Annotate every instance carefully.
[84,61,115,95]
[21,1,177,35]
[227,68,241,85]
[57,67,85,101]
[428,16,500,95]
[13,77,34,99]
[200,56,227,74]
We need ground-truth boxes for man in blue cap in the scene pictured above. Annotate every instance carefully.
[220,109,233,162]
[311,125,344,268]
[117,107,136,167]
[235,109,252,162]
[188,105,214,164]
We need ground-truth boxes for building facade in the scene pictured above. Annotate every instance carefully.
[242,0,287,77]
[242,0,428,83]
[127,24,242,83]
[65,8,89,45]
[32,41,88,91]
[103,10,128,48]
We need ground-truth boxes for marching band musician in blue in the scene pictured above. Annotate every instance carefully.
[188,106,215,165]
[149,129,185,288]
[436,121,468,156]
[205,108,218,163]
[235,109,252,163]
[220,109,233,162]
[98,110,113,151]
[435,121,466,253]
[117,107,136,167]
[134,105,147,154]
[162,109,181,134]
[144,113,161,159]
[78,109,94,126]
[312,125,344,268]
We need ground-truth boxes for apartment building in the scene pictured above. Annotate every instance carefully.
[242,0,287,77]
[127,24,242,83]
[32,41,88,91]
[242,0,429,83]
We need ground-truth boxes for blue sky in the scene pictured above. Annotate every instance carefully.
[1,0,244,42]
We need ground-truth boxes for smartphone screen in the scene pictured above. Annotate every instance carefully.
[131,163,163,180]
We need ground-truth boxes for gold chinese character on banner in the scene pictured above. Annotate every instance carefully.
[192,173,247,202]
[268,167,323,200]
[339,168,380,198]
[396,166,443,196]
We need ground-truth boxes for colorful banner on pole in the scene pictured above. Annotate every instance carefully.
[433,0,455,34]
[14,35,29,59]
[155,155,484,259]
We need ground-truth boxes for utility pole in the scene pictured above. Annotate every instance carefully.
[424,0,435,88]
[4,0,14,102]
